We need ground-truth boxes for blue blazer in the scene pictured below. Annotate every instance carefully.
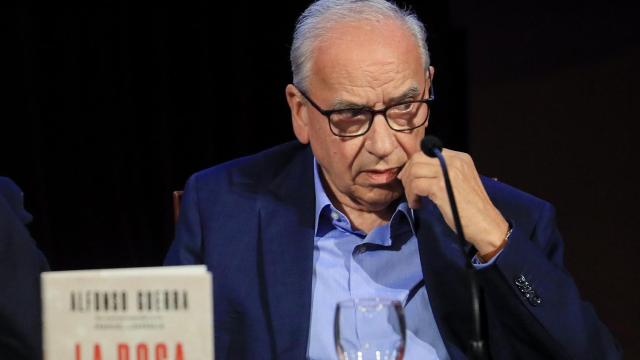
[165,142,621,359]
[0,177,49,360]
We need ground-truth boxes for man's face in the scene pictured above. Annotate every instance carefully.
[288,20,431,213]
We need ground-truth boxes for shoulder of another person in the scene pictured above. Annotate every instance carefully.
[0,176,20,200]
[0,177,33,225]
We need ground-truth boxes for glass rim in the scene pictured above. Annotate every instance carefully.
[336,297,402,308]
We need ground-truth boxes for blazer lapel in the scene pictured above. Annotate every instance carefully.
[415,199,476,360]
[257,146,316,358]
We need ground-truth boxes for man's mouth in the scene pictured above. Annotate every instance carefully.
[362,167,401,185]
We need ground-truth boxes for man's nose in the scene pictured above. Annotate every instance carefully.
[364,114,397,158]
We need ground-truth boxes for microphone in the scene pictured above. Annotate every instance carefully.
[421,135,443,158]
[420,135,489,360]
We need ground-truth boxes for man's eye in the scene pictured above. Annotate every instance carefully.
[391,103,413,112]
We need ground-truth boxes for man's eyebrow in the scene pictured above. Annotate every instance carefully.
[389,85,421,104]
[330,85,421,110]
[331,99,366,110]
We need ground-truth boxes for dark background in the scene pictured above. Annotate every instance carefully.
[3,0,638,356]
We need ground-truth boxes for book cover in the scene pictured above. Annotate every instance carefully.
[42,265,213,360]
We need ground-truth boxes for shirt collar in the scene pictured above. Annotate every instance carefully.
[313,158,416,238]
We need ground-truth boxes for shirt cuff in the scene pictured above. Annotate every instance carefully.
[471,248,504,269]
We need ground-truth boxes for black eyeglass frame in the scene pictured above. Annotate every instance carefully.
[295,76,435,138]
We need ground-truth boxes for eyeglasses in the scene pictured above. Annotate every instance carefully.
[295,77,434,138]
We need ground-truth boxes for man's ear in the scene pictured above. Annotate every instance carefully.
[285,84,310,144]
[424,66,435,130]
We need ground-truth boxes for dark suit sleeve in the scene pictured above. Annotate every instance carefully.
[0,180,49,360]
[164,174,204,265]
[477,201,622,359]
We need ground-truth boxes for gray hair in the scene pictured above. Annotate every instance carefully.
[290,0,430,90]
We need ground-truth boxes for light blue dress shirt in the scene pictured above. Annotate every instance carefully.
[307,160,499,359]
[307,159,450,360]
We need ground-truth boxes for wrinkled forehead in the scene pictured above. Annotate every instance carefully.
[307,19,425,102]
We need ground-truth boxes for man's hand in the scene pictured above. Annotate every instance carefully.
[397,149,509,257]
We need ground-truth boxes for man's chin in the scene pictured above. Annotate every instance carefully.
[354,187,403,212]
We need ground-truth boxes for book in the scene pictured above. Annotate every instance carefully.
[42,265,213,360]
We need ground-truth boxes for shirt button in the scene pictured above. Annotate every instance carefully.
[354,245,367,255]
[330,211,340,220]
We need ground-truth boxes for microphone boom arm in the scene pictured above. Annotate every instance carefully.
[423,137,489,360]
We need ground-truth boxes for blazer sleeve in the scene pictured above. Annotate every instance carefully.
[477,201,622,359]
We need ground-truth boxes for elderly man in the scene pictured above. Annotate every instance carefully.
[165,0,620,359]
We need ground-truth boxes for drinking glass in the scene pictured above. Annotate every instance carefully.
[334,298,406,360]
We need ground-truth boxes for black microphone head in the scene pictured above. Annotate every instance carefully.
[421,135,443,158]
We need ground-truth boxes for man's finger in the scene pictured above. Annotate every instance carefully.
[404,162,441,180]
[410,177,447,202]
